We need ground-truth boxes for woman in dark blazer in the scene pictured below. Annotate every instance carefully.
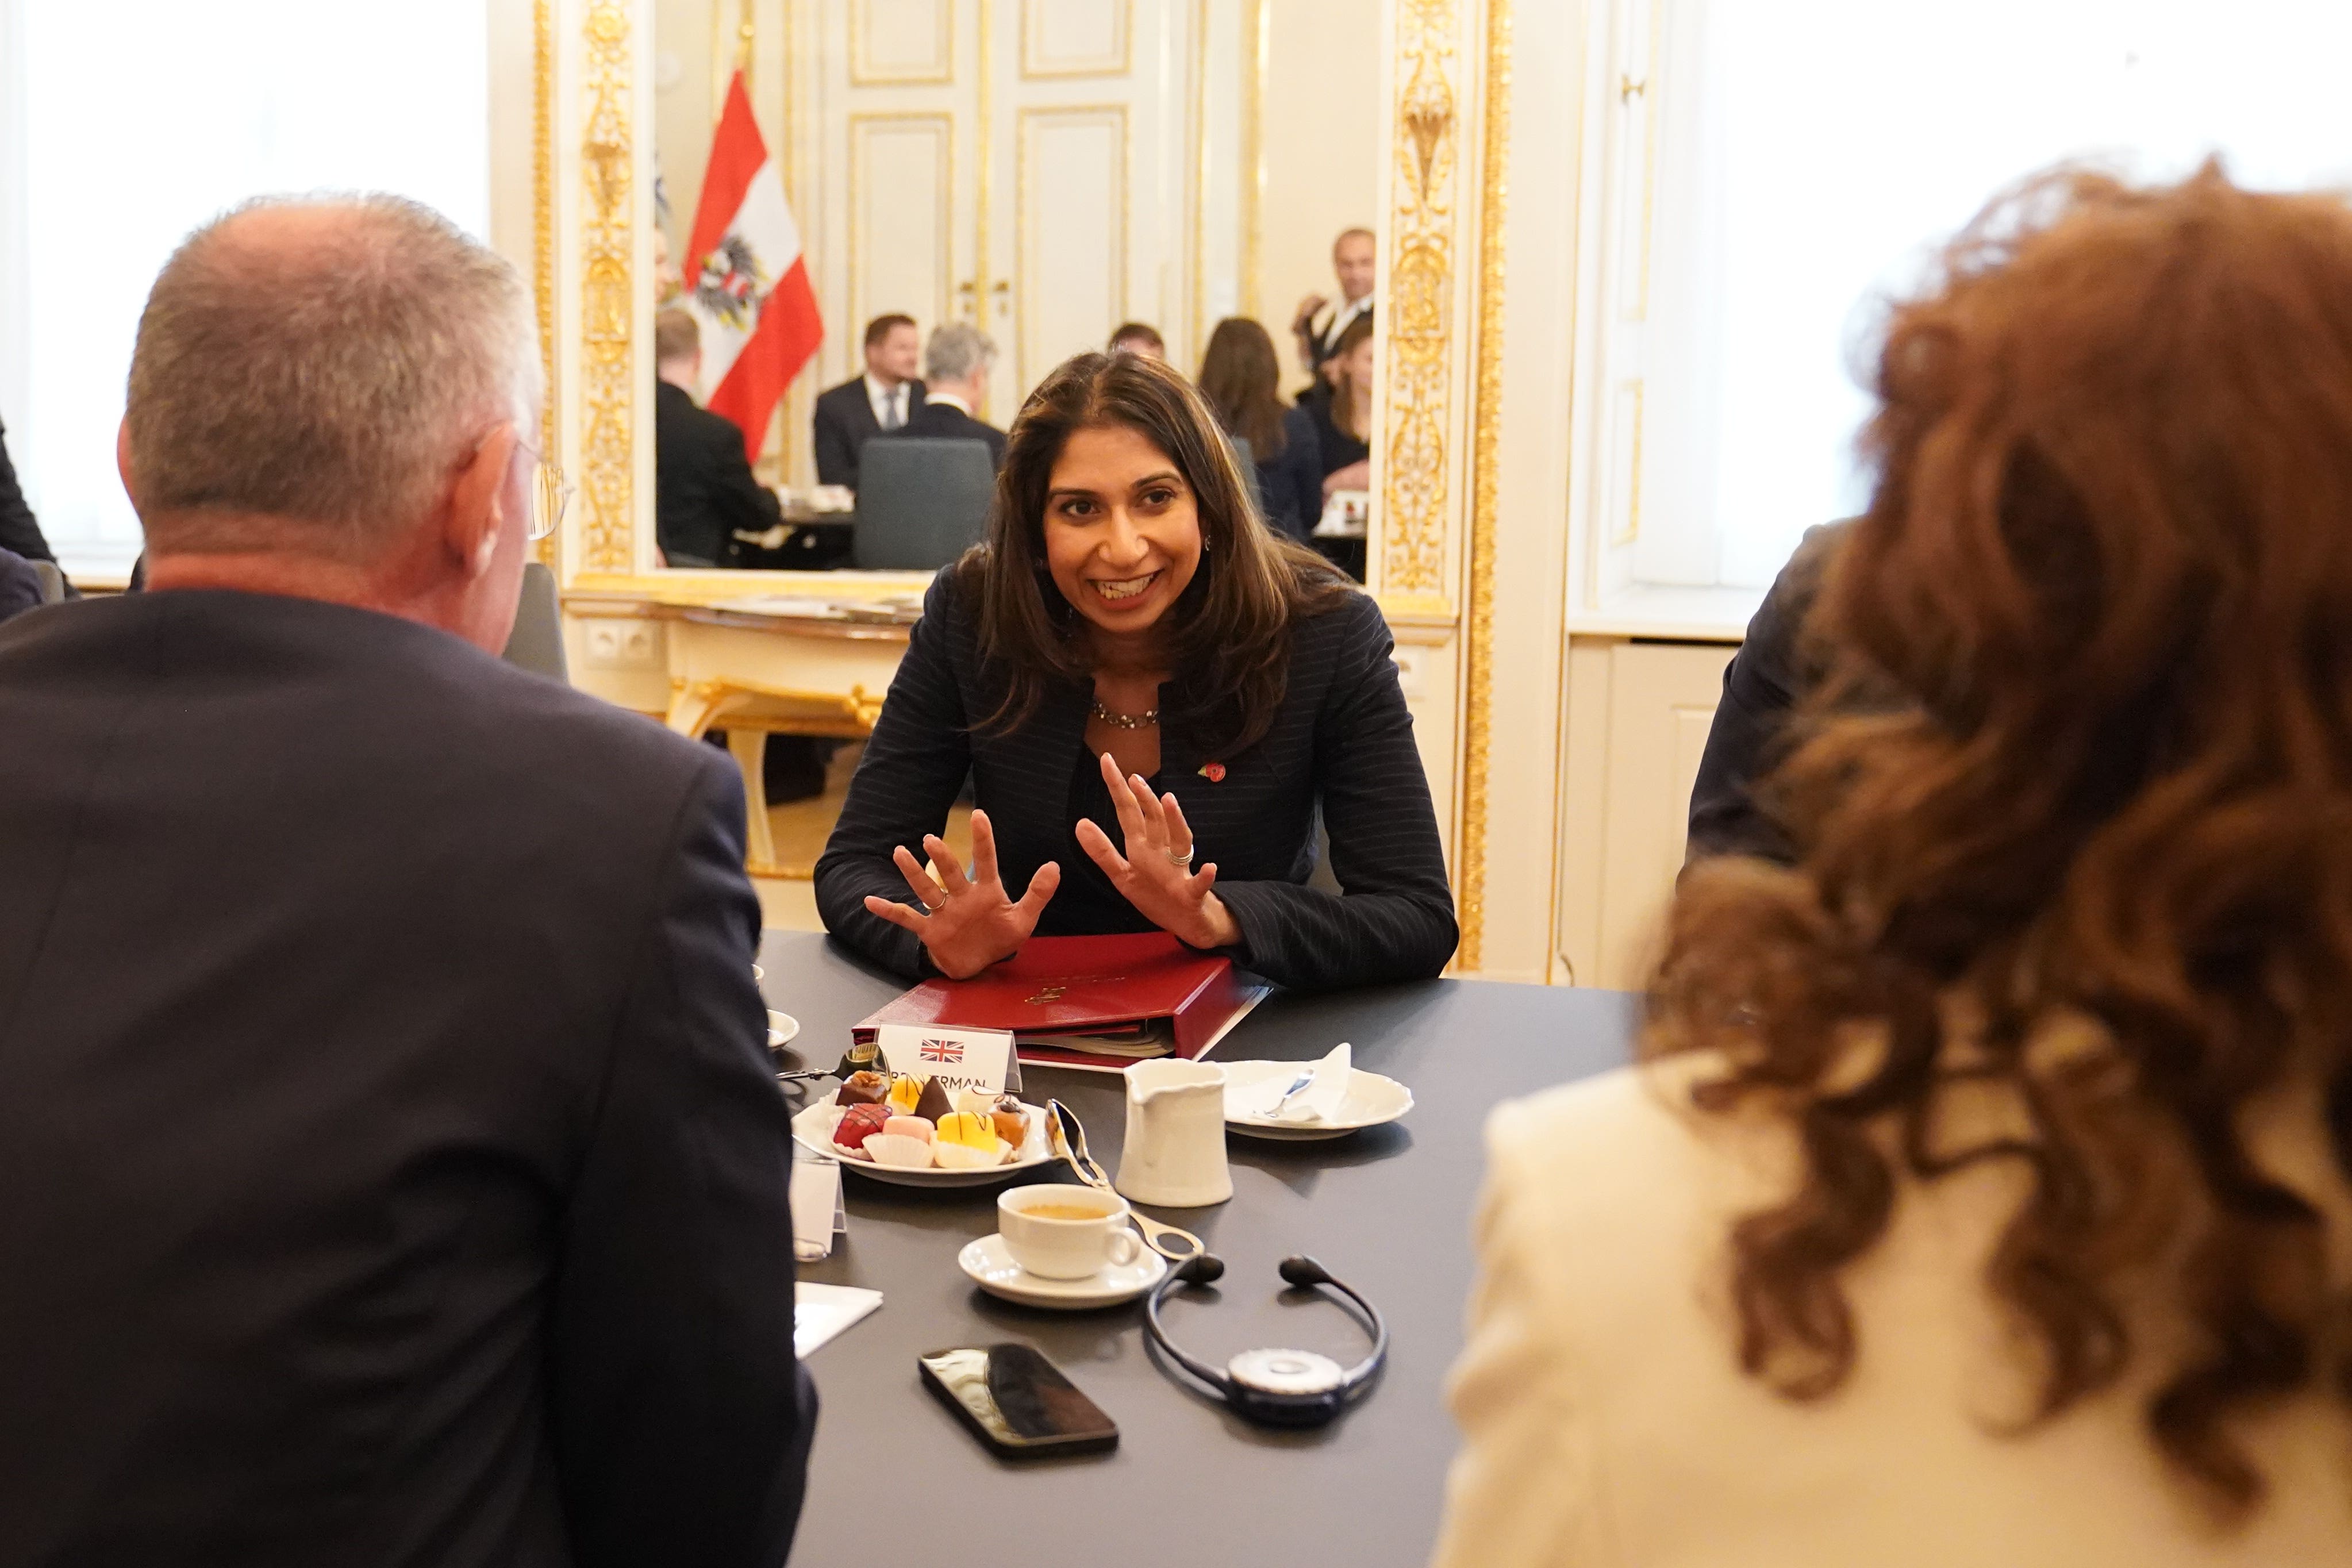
[1196,318,1323,541]
[813,351,1456,990]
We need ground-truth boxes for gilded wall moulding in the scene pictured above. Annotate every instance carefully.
[579,1,636,574]
[1455,0,1510,973]
[1380,0,1459,597]
[533,0,559,569]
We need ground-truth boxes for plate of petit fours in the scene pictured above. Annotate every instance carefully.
[791,1070,1055,1187]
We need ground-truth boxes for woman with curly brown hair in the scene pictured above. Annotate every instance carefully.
[1431,164,2352,1566]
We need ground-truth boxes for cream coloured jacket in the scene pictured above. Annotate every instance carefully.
[1428,1062,2352,1568]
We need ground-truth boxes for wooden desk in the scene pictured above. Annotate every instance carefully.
[760,928,1638,1566]
[564,581,925,871]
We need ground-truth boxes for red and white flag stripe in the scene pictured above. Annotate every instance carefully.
[684,70,822,464]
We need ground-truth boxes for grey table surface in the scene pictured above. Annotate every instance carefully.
[757,929,1639,1567]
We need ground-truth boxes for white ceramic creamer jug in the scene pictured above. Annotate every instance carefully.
[1113,1059,1232,1208]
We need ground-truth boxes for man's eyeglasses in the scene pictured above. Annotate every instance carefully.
[522,445,572,542]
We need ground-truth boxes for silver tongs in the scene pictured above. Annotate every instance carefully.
[1046,1099,1205,1262]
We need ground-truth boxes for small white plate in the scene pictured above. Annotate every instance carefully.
[1220,1058,1414,1142]
[767,1011,799,1049]
[958,1232,1167,1309]
[791,1097,1056,1187]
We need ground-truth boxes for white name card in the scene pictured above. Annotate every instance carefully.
[877,1023,1016,1099]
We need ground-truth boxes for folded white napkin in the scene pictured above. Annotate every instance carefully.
[1233,1042,1354,1123]
[790,1155,844,1261]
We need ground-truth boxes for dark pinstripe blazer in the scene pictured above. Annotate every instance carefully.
[813,568,1458,990]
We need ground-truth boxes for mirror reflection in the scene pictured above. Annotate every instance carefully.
[651,0,1378,582]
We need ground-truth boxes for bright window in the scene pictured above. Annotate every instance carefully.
[0,0,489,578]
[1615,0,2352,594]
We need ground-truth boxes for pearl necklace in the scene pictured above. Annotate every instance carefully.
[1090,698,1159,730]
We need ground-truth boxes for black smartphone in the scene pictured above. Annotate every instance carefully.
[917,1343,1119,1458]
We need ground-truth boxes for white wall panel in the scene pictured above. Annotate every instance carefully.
[1023,0,1130,77]
[1016,106,1127,390]
[850,114,955,336]
[852,0,953,85]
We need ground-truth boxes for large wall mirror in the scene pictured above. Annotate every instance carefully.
[644,0,1380,581]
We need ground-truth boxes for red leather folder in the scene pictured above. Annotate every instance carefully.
[851,932,1270,1074]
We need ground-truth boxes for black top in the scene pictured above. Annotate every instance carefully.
[812,374,927,489]
[889,399,1008,470]
[813,570,1458,990]
[1302,385,1370,479]
[655,380,782,566]
[0,591,814,1568]
[0,415,56,568]
[1252,405,1325,541]
[1684,520,1847,865]
[0,546,40,624]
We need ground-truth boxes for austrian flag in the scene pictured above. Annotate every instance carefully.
[684,70,823,463]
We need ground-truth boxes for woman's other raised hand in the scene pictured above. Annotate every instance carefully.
[1074,750,1242,951]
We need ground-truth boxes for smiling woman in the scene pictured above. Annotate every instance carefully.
[812,351,1456,991]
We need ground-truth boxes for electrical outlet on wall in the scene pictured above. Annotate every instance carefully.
[582,620,662,671]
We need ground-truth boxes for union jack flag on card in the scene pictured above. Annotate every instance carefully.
[877,1023,1014,1098]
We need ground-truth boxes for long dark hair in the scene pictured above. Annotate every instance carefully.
[962,351,1350,756]
[1196,318,1288,460]
[1327,313,1374,441]
[1648,164,2352,1521]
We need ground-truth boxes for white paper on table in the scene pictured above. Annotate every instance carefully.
[790,1154,846,1262]
[795,1282,882,1357]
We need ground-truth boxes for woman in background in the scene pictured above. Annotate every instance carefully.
[1308,313,1373,499]
[1432,166,2352,1566]
[1196,318,1321,541]
[814,350,1455,991]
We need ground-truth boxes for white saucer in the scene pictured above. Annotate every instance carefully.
[958,1232,1168,1309]
[1220,1058,1414,1141]
[768,1010,800,1048]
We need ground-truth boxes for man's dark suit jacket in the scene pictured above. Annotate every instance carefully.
[655,380,782,567]
[888,399,1007,471]
[0,590,814,1567]
[1684,521,1848,865]
[813,569,1457,990]
[812,375,925,489]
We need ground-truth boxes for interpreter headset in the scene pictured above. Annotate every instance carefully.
[1142,1252,1388,1427]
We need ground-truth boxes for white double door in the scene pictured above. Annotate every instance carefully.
[808,0,1204,421]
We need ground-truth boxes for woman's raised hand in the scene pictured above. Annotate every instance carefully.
[863,809,1060,979]
[1074,751,1243,951]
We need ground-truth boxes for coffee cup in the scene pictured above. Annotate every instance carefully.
[998,1186,1143,1280]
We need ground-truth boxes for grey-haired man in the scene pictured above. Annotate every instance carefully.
[0,195,814,1568]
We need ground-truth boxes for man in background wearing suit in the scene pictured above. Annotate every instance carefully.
[812,312,924,489]
[654,306,782,567]
[1290,226,1377,391]
[0,195,814,1568]
[892,322,1006,470]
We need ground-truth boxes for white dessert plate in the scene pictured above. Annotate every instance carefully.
[958,1232,1167,1309]
[791,1097,1056,1187]
[767,1011,800,1049]
[1220,1058,1414,1142]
